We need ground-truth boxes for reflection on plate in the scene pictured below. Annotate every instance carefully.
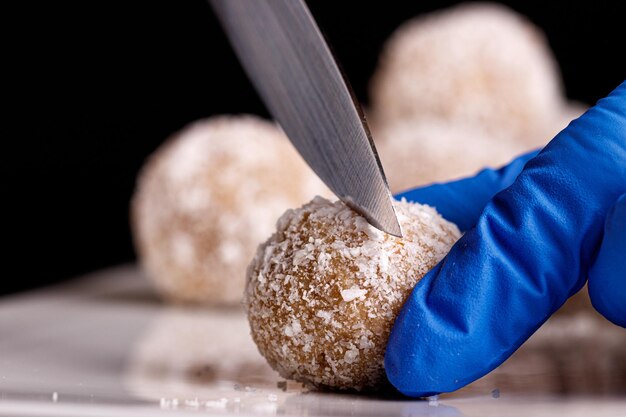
[0,265,624,417]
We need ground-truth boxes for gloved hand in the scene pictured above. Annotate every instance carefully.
[385,82,626,397]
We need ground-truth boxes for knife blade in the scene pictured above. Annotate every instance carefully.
[210,0,402,237]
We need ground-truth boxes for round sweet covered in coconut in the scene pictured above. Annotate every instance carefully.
[245,197,461,390]
[132,115,328,304]
[370,3,564,141]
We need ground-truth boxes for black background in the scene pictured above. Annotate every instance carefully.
[4,1,625,295]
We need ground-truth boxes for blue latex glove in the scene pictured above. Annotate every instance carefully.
[386,82,626,397]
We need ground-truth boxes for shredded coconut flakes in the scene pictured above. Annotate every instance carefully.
[245,196,461,390]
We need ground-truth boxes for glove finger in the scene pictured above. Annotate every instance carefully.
[588,193,626,327]
[395,150,538,231]
[385,82,626,397]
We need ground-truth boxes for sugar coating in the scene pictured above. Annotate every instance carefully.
[132,115,329,304]
[245,197,461,390]
[369,3,564,141]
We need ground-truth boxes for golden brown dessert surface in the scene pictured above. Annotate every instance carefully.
[245,197,461,390]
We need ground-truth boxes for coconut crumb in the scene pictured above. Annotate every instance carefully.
[340,288,368,302]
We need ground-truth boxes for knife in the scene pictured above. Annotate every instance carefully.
[210,0,402,237]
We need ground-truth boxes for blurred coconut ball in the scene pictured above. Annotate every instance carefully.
[375,120,521,192]
[245,197,461,390]
[370,3,564,141]
[132,115,329,304]
[372,101,588,193]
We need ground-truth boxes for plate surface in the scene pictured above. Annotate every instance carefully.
[0,265,624,417]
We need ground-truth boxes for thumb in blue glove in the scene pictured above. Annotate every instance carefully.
[386,81,626,397]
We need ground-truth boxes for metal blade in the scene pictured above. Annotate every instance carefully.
[210,0,402,237]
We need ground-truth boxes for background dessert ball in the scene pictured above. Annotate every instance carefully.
[245,197,461,390]
[371,102,586,193]
[132,115,328,304]
[369,3,564,142]
[374,120,521,192]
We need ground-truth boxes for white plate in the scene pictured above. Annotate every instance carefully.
[1,265,624,416]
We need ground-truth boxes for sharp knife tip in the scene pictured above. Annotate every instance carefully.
[375,216,403,239]
[345,198,403,238]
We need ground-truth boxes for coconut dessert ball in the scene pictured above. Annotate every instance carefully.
[374,120,521,192]
[372,102,588,193]
[132,115,329,304]
[245,197,461,390]
[370,3,564,141]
